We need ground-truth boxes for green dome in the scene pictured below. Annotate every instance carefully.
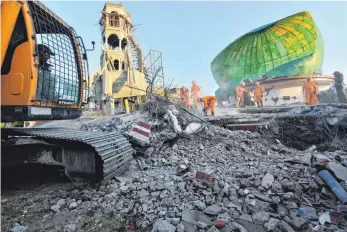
[211,11,324,99]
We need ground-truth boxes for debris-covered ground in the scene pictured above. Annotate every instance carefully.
[2,101,347,232]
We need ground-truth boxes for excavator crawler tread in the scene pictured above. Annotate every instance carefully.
[2,127,134,183]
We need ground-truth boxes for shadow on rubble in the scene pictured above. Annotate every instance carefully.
[1,164,70,193]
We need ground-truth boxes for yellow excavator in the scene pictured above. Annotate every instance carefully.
[1,1,134,182]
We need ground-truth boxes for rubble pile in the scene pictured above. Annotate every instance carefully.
[269,105,347,151]
[2,101,347,232]
[5,123,345,232]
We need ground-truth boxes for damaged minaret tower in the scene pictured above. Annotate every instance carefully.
[95,2,147,115]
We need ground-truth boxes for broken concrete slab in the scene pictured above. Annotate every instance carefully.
[204,204,222,216]
[207,226,220,232]
[151,219,176,232]
[219,224,233,232]
[240,214,253,222]
[184,123,203,135]
[216,214,231,223]
[234,218,266,232]
[176,223,185,232]
[252,192,272,203]
[126,121,152,145]
[196,221,208,229]
[278,220,295,232]
[288,216,309,231]
[193,200,206,211]
[264,217,280,231]
[138,189,150,198]
[262,173,274,189]
[182,209,195,224]
[252,211,270,224]
[195,211,213,226]
[181,221,196,232]
[327,162,347,181]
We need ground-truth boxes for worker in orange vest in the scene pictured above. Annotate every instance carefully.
[200,96,217,116]
[191,80,201,108]
[302,77,319,105]
[235,83,248,108]
[253,81,264,107]
[180,86,190,108]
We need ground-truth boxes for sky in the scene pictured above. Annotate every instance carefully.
[43,1,347,96]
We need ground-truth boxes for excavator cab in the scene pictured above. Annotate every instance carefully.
[1,1,92,122]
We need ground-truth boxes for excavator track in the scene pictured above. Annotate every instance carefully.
[1,127,134,183]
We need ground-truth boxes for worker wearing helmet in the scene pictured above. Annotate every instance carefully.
[191,80,201,108]
[253,81,264,108]
[333,71,347,103]
[235,82,248,108]
[200,96,217,116]
[180,86,190,109]
[302,76,319,105]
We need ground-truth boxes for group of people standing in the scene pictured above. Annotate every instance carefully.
[234,77,323,108]
[235,81,265,108]
[179,81,217,116]
[179,71,346,117]
[235,71,346,108]
[179,80,201,109]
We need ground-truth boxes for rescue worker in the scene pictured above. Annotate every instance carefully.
[253,81,264,108]
[302,76,319,105]
[180,86,190,109]
[332,71,347,103]
[38,44,55,71]
[235,82,248,108]
[36,44,59,103]
[191,80,201,108]
[200,96,217,116]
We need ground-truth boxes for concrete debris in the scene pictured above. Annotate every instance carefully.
[10,224,28,232]
[229,222,248,232]
[151,219,176,232]
[138,158,149,170]
[68,201,77,210]
[64,224,77,232]
[279,220,296,232]
[126,121,152,145]
[216,214,231,223]
[252,211,270,224]
[204,204,222,216]
[176,223,185,232]
[3,103,347,232]
[207,226,220,232]
[197,221,208,229]
[319,211,331,225]
[327,162,347,181]
[182,209,195,224]
[305,145,317,152]
[264,217,280,231]
[261,173,274,189]
[184,122,203,135]
[167,110,183,134]
[169,218,180,226]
